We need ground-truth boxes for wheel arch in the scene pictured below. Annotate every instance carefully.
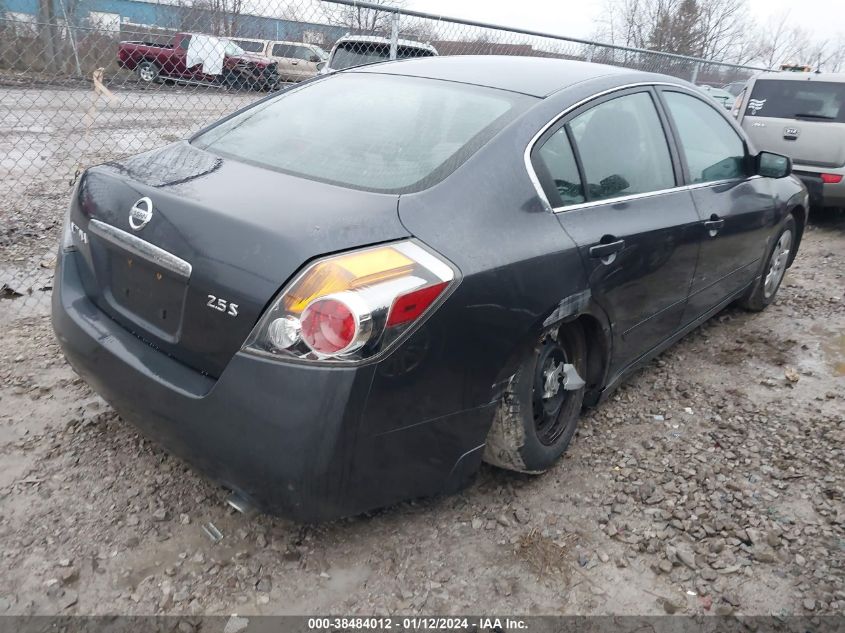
[490,294,612,410]
[787,204,806,267]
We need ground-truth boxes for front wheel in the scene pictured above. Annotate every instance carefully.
[483,322,587,473]
[739,215,796,312]
[136,61,159,84]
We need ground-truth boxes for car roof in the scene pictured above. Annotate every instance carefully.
[350,55,657,98]
[335,34,437,52]
[753,71,845,83]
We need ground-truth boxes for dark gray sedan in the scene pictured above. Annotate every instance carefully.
[52,56,807,521]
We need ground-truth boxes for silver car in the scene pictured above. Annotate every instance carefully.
[735,72,845,209]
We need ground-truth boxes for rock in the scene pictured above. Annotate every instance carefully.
[176,622,195,633]
[597,551,610,563]
[152,508,168,522]
[722,593,741,607]
[658,559,673,574]
[58,559,72,568]
[794,554,806,566]
[677,549,697,570]
[660,598,680,614]
[223,616,250,633]
[179,514,190,525]
[700,568,717,581]
[59,567,78,584]
[495,514,510,527]
[471,518,483,530]
[493,577,512,597]
[58,590,78,610]
[803,598,816,611]
[257,595,270,605]
[255,577,272,593]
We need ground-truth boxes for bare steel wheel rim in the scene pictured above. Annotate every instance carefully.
[532,339,569,446]
[764,229,792,299]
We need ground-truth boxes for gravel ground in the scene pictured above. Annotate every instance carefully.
[0,214,842,617]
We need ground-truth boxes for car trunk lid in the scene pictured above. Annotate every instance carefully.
[71,142,407,378]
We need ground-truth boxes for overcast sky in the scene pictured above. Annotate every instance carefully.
[407,0,845,47]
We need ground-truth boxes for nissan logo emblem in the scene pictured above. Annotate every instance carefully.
[129,197,153,231]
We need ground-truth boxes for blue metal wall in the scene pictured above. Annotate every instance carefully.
[3,0,347,43]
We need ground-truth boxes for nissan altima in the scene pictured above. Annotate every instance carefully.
[52,56,807,521]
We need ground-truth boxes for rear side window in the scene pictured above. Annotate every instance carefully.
[746,79,845,122]
[569,92,675,201]
[535,129,585,208]
[193,73,532,193]
[664,91,746,183]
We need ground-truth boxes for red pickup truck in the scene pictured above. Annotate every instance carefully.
[118,32,279,90]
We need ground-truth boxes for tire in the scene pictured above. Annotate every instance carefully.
[223,71,249,91]
[483,322,587,473]
[136,61,159,84]
[738,215,796,312]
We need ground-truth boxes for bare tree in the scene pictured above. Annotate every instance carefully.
[595,0,757,63]
[321,0,408,35]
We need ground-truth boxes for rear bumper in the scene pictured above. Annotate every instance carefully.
[52,250,489,521]
[794,166,845,208]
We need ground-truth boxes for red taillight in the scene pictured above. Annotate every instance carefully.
[300,297,358,355]
[387,282,448,327]
[821,173,843,184]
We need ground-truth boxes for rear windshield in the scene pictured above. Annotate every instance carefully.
[192,73,532,193]
[747,79,845,122]
[233,39,264,53]
[331,42,434,71]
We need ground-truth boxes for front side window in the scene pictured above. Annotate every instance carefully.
[272,43,293,58]
[745,79,845,122]
[193,73,533,193]
[568,92,675,201]
[535,129,585,208]
[664,91,746,183]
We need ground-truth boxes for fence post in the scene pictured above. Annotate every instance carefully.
[585,44,595,63]
[690,62,700,84]
[389,11,399,60]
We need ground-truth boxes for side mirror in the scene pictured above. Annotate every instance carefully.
[309,54,321,63]
[757,151,792,178]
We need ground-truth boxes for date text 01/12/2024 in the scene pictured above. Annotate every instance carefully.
[306,617,528,630]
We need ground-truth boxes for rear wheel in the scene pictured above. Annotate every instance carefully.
[483,322,587,473]
[136,61,159,84]
[739,215,796,312]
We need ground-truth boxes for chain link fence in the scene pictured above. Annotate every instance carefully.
[0,0,769,320]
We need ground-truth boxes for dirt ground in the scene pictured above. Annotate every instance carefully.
[0,212,842,617]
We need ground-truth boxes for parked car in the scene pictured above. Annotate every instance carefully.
[53,56,807,521]
[117,32,280,90]
[230,37,328,82]
[722,80,747,96]
[698,84,734,110]
[321,34,437,73]
[735,72,845,210]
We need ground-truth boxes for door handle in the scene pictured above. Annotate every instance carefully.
[704,215,725,237]
[589,238,625,259]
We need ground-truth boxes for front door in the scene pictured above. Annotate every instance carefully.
[658,89,775,320]
[531,88,701,375]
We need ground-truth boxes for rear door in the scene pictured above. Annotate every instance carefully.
[659,88,774,320]
[739,78,845,168]
[532,88,701,372]
[270,43,298,80]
